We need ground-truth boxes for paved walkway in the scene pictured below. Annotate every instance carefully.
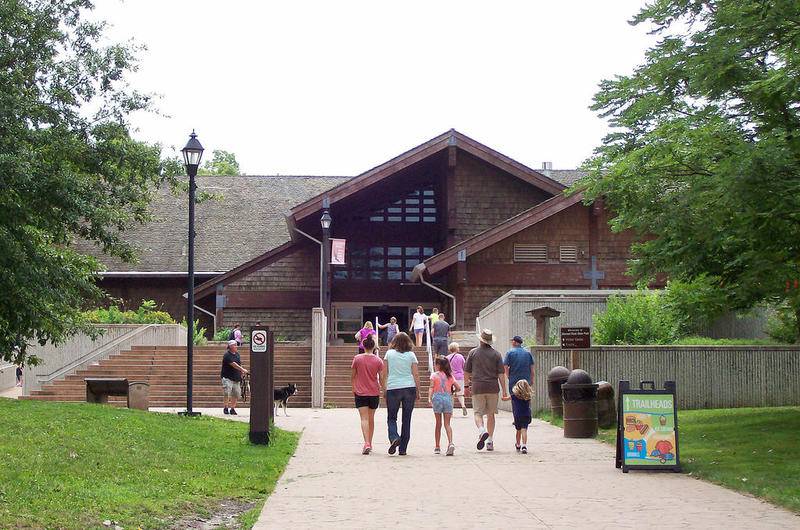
[248,408,797,529]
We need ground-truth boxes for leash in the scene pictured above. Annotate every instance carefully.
[240,374,250,402]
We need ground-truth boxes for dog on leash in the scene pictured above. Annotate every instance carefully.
[274,383,297,416]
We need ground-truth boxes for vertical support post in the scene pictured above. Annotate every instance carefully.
[267,330,274,427]
[250,326,272,444]
[321,200,332,342]
[311,308,326,408]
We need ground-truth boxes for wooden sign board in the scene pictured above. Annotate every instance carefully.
[616,380,681,473]
[560,327,591,349]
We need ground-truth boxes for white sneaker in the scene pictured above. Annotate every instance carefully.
[477,431,489,450]
[434,447,441,454]
[446,443,455,456]
[486,438,494,451]
[521,445,528,454]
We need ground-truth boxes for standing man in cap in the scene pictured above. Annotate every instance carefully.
[221,339,248,415]
[504,335,535,399]
[464,329,509,451]
[505,335,535,450]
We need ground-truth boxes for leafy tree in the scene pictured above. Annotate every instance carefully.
[580,0,800,334]
[198,149,241,176]
[0,0,174,365]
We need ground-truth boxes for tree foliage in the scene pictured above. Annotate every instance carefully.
[0,0,173,364]
[199,150,241,176]
[580,0,800,333]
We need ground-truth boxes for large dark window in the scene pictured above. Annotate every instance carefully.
[333,245,435,281]
[369,186,437,223]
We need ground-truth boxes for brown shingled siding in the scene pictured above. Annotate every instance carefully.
[459,203,639,324]
[453,151,551,241]
[226,245,319,291]
[222,308,312,341]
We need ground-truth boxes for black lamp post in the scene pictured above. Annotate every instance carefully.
[180,130,204,417]
[320,207,332,341]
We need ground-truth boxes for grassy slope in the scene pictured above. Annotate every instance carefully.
[538,406,800,512]
[0,399,298,529]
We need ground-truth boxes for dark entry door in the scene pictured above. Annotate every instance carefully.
[363,305,409,345]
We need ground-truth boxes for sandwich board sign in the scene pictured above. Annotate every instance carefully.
[251,329,268,353]
[616,380,681,473]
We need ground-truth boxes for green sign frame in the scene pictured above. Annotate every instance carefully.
[615,380,681,473]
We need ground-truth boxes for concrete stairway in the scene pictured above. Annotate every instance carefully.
[23,344,312,408]
[323,345,473,409]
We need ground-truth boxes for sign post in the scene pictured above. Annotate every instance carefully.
[560,327,591,369]
[249,327,273,445]
[616,380,681,473]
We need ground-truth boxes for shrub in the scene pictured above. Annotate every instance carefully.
[180,318,207,346]
[766,303,799,344]
[213,328,232,342]
[83,300,175,325]
[661,276,728,335]
[592,291,681,345]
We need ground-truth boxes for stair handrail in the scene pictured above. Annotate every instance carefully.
[36,325,156,384]
[425,318,433,373]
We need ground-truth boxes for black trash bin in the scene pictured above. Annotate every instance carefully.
[596,381,616,429]
[561,369,599,438]
[546,366,570,418]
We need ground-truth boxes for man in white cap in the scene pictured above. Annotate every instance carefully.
[464,329,509,451]
[221,339,248,415]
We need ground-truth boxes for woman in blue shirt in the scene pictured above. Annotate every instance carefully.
[381,332,420,455]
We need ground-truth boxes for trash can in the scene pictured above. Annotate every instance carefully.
[561,369,598,438]
[596,381,616,429]
[128,381,150,410]
[547,366,570,418]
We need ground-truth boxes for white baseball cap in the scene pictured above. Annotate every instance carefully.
[228,339,238,346]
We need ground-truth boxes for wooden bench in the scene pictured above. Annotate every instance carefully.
[85,378,129,406]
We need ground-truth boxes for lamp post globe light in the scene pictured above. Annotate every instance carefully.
[180,130,204,417]
[320,208,332,341]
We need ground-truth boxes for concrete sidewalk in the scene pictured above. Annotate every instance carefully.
[248,408,798,529]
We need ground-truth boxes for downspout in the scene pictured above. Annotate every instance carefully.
[413,264,457,329]
[291,226,323,309]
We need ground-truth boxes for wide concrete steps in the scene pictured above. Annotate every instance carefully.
[25,345,312,408]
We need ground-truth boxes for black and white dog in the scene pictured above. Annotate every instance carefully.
[274,383,297,416]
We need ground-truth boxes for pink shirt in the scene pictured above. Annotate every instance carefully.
[351,353,384,396]
[447,352,465,380]
[430,371,457,393]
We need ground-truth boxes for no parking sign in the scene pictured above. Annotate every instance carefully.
[251,329,268,353]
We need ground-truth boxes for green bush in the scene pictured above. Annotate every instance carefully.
[674,336,779,346]
[83,300,175,325]
[661,276,728,335]
[180,318,207,346]
[213,328,232,342]
[766,303,799,344]
[592,291,681,345]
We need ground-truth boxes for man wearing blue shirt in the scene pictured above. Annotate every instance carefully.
[504,335,535,395]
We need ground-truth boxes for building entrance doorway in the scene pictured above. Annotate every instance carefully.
[363,305,409,345]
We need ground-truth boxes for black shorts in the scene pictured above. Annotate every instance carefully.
[354,395,380,409]
[514,415,532,430]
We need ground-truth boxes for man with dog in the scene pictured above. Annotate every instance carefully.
[464,329,509,451]
[221,339,248,415]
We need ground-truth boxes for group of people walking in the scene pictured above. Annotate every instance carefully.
[351,323,535,456]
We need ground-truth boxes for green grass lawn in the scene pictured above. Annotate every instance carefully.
[0,399,298,529]
[537,406,800,512]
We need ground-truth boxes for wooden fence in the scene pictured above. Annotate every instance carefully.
[530,345,800,412]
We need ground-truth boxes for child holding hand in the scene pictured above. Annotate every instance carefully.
[428,357,461,456]
[512,380,533,454]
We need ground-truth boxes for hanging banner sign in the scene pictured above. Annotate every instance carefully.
[330,238,346,265]
[616,380,681,473]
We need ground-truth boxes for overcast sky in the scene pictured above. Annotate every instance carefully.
[94,1,655,175]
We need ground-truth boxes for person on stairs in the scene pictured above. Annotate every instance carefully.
[221,340,248,415]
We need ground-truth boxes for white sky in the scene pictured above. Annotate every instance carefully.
[94,1,655,175]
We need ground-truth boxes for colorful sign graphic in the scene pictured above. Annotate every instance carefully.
[620,392,678,468]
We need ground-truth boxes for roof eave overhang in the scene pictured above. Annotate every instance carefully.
[287,129,567,225]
